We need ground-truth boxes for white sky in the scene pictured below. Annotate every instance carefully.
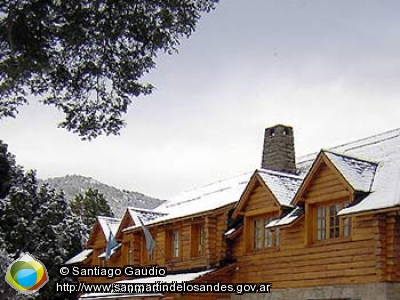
[1,0,400,199]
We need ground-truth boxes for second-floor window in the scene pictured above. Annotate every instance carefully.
[252,216,279,250]
[172,230,180,258]
[316,201,351,241]
[190,224,205,257]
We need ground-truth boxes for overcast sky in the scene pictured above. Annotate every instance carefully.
[1,0,400,199]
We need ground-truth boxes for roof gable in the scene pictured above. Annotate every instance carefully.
[232,170,302,218]
[324,150,378,193]
[115,209,136,240]
[87,216,121,247]
[86,221,105,247]
[293,151,354,205]
[97,216,120,240]
[257,169,303,206]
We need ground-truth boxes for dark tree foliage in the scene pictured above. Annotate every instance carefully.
[0,0,218,139]
[0,141,13,198]
[70,188,113,238]
[0,142,83,299]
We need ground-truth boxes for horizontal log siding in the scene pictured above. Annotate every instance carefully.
[232,161,384,288]
[233,214,379,288]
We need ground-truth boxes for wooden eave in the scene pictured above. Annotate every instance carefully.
[292,151,355,206]
[231,171,283,219]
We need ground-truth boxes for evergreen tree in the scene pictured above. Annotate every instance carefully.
[0,238,15,299]
[70,188,113,238]
[0,141,13,198]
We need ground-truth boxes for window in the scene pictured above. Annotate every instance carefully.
[253,219,263,249]
[274,228,280,246]
[191,224,205,257]
[198,225,205,255]
[252,216,279,250]
[264,218,273,248]
[316,201,351,241]
[172,230,180,258]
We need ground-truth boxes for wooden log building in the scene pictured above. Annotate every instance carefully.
[67,124,400,300]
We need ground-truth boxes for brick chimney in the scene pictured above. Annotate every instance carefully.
[261,124,296,174]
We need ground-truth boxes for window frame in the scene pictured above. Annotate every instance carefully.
[314,200,351,243]
[250,215,280,251]
[190,223,206,257]
[172,230,180,258]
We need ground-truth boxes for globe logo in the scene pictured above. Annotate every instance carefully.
[5,252,49,294]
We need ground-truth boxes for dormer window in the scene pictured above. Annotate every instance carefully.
[315,201,351,241]
[251,215,279,250]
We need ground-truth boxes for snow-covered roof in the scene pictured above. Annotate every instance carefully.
[124,172,251,231]
[120,128,400,232]
[324,150,378,193]
[97,217,121,241]
[79,269,214,299]
[64,249,93,265]
[266,207,304,228]
[128,207,167,223]
[286,128,400,215]
[323,129,400,215]
[257,169,303,207]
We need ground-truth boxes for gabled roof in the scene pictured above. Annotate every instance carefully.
[257,169,303,206]
[324,150,378,193]
[87,216,121,247]
[114,208,136,239]
[293,128,400,215]
[123,172,252,231]
[327,129,400,215]
[231,169,303,218]
[128,206,167,222]
[116,128,400,236]
[122,207,167,232]
[97,216,120,241]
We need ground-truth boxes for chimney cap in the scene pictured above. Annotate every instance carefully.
[265,124,293,138]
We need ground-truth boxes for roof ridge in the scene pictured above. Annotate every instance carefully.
[97,216,121,222]
[257,168,304,179]
[127,206,165,214]
[329,127,400,153]
[296,127,400,165]
[322,149,380,165]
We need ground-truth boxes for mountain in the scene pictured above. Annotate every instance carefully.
[42,175,165,218]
